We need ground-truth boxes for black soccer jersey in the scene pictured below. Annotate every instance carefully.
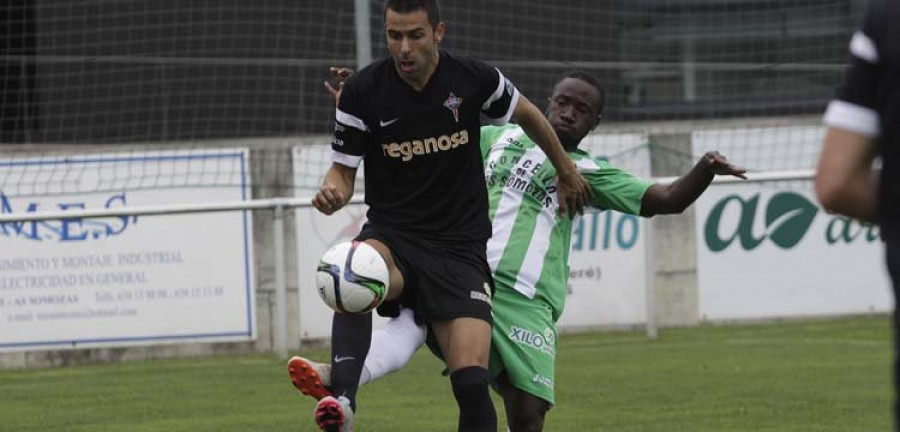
[331,50,519,242]
[824,0,900,242]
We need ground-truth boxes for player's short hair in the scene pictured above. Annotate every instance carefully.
[384,0,441,30]
[555,70,606,117]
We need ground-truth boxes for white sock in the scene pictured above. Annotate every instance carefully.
[359,307,426,386]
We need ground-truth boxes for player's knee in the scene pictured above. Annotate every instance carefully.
[507,392,549,432]
[448,349,489,370]
[450,365,490,396]
[435,317,492,369]
[361,239,404,298]
[508,410,546,432]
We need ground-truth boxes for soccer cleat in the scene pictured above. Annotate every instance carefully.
[287,356,333,400]
[315,395,354,432]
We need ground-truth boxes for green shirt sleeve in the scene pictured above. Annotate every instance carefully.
[576,156,654,215]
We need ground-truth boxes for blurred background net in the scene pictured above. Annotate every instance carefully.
[0,0,868,197]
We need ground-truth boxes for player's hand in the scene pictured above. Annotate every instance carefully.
[312,183,347,215]
[556,168,592,218]
[324,67,354,106]
[702,151,747,179]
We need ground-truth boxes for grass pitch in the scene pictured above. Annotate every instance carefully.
[0,315,891,431]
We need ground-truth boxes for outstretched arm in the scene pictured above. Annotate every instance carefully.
[512,96,592,217]
[640,151,746,217]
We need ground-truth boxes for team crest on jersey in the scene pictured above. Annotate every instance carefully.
[443,92,462,123]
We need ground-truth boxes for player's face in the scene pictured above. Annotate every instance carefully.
[385,8,445,85]
[547,78,601,149]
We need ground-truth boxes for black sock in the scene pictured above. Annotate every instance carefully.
[330,311,371,412]
[450,366,497,432]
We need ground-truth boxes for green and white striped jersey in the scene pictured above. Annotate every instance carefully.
[480,124,653,319]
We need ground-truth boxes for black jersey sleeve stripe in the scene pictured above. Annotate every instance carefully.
[332,118,367,160]
[824,9,885,138]
[849,31,879,64]
[481,69,520,125]
[336,108,370,132]
[331,72,370,165]
[481,92,519,126]
[482,69,508,110]
[331,151,363,168]
[824,100,880,138]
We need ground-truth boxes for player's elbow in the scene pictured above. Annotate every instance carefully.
[641,200,688,217]
[814,171,849,214]
[658,190,694,215]
[668,197,694,214]
[640,186,690,216]
[669,203,692,216]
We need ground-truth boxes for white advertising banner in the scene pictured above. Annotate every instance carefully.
[558,133,650,328]
[0,149,255,351]
[560,210,647,328]
[693,128,892,320]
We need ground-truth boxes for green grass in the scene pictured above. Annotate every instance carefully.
[0,315,892,431]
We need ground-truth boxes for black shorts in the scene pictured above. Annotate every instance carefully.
[355,224,493,325]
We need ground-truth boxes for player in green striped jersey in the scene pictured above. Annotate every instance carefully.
[289,69,745,431]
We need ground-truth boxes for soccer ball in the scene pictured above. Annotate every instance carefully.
[316,241,389,314]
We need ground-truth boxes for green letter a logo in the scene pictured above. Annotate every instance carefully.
[705,192,818,252]
[705,195,765,252]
